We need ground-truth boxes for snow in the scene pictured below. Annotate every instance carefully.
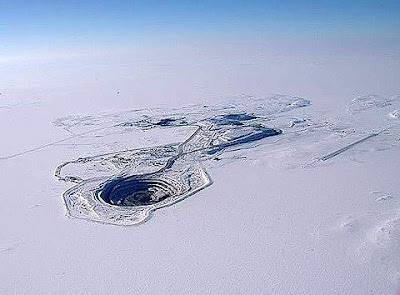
[0,47,400,294]
[390,110,400,119]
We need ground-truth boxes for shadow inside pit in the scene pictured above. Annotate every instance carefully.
[97,177,175,206]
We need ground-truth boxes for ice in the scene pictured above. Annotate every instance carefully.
[1,44,400,294]
[389,110,399,119]
[55,96,300,225]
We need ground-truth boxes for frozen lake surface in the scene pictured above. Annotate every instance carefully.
[55,95,305,225]
[0,54,399,294]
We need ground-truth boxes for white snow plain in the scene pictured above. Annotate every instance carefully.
[1,44,400,294]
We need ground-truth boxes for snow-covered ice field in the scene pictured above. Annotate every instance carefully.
[1,44,400,294]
